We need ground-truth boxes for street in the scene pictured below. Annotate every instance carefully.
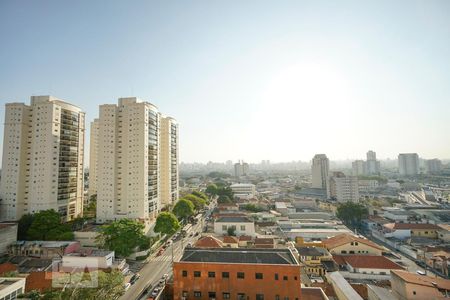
[121,202,214,300]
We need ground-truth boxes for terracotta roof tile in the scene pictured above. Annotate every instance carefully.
[333,255,404,270]
[301,287,328,300]
[392,270,450,291]
[323,233,383,251]
[0,262,17,275]
[223,236,239,244]
[25,271,53,292]
[194,236,223,248]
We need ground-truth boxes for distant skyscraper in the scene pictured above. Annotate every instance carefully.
[0,96,85,221]
[327,172,359,203]
[425,159,442,174]
[234,160,249,177]
[398,153,420,176]
[93,97,161,225]
[311,154,329,189]
[352,160,366,176]
[366,150,380,175]
[160,116,179,207]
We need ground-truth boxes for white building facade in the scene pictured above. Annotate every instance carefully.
[328,172,359,203]
[0,96,85,221]
[398,153,419,176]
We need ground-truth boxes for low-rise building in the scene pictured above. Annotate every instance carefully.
[297,246,333,277]
[230,183,256,198]
[0,277,26,299]
[173,248,302,300]
[383,223,441,240]
[195,236,224,248]
[391,269,450,300]
[333,255,403,275]
[0,223,18,254]
[322,233,384,256]
[8,241,80,258]
[214,216,256,237]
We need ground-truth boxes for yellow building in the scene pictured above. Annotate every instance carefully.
[297,246,333,276]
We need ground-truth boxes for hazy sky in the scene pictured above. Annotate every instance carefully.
[1,0,450,164]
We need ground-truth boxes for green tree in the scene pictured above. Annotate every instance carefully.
[336,202,368,229]
[173,199,195,220]
[96,219,148,257]
[18,213,34,240]
[217,195,232,204]
[154,212,180,236]
[205,184,218,196]
[227,227,236,236]
[183,194,206,210]
[192,190,208,201]
[243,204,264,212]
[27,210,74,241]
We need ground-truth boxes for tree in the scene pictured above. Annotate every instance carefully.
[217,195,232,204]
[96,219,148,257]
[183,194,206,210]
[27,210,74,241]
[154,212,180,236]
[18,213,34,240]
[173,199,195,220]
[192,190,208,201]
[205,184,218,196]
[227,227,236,236]
[243,204,264,212]
[336,202,368,229]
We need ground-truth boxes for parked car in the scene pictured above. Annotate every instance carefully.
[129,273,141,285]
[124,283,131,291]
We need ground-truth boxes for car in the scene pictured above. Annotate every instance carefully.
[157,249,164,256]
[151,289,160,297]
[124,283,131,291]
[416,270,426,276]
[195,232,199,236]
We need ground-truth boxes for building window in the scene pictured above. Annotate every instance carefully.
[240,225,246,231]
[275,296,280,300]
[208,271,216,278]
[208,292,216,299]
[223,292,230,299]
[182,270,188,277]
[237,272,245,279]
[194,291,201,297]
[222,272,229,278]
[413,291,416,295]
[283,275,288,281]
[237,293,245,300]
[255,273,263,279]
[341,250,347,254]
[274,273,279,280]
[194,271,201,277]
[182,291,188,297]
[284,297,289,300]
[222,225,227,231]
[256,294,264,300]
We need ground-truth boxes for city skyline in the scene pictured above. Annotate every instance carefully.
[1,1,450,163]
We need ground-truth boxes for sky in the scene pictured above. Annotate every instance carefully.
[1,0,450,164]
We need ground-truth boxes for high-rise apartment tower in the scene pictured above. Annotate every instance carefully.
[0,96,85,221]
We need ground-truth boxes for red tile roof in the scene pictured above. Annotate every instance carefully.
[0,262,17,275]
[392,270,450,291]
[194,236,223,248]
[25,271,53,292]
[301,287,328,300]
[333,255,404,270]
[223,236,239,244]
[239,235,252,242]
[323,233,384,251]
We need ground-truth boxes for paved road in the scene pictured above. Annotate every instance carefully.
[121,202,215,300]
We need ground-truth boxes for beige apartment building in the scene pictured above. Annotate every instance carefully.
[327,172,359,203]
[160,116,179,208]
[88,119,99,200]
[311,154,329,189]
[92,97,178,227]
[0,96,85,221]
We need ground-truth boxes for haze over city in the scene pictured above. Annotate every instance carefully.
[1,0,450,163]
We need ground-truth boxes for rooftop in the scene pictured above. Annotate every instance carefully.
[180,248,298,265]
[301,287,329,300]
[323,233,384,250]
[216,216,253,223]
[297,246,329,257]
[333,255,404,270]
[384,223,441,230]
[392,270,450,291]
[194,236,223,248]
